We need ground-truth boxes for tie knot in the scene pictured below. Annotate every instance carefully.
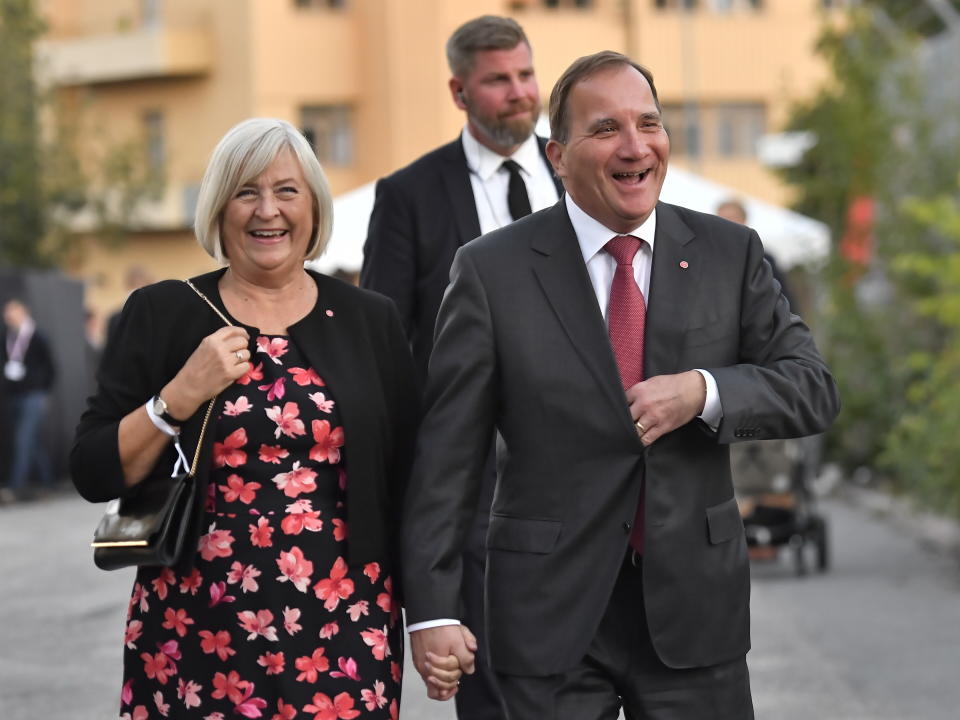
[604,235,643,265]
[502,159,523,176]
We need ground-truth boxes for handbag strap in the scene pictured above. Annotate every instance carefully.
[181,278,237,476]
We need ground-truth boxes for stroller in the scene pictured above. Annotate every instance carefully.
[731,436,829,576]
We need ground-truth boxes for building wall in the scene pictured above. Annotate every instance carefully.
[36,0,846,321]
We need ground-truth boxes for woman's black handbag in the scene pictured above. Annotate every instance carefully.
[91,279,234,571]
[91,397,216,571]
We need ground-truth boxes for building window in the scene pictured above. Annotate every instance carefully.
[143,110,164,171]
[300,105,354,167]
[654,0,699,8]
[542,0,593,7]
[715,103,766,157]
[662,103,702,158]
[141,0,161,27]
[708,0,762,10]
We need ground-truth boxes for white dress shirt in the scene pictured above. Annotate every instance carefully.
[461,127,559,234]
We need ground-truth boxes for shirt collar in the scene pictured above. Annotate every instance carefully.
[461,127,541,181]
[565,194,657,265]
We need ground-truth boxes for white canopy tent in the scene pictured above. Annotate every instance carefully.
[310,166,830,275]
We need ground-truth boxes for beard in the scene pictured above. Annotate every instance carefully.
[468,99,541,149]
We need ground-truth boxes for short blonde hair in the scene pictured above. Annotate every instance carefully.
[194,118,333,263]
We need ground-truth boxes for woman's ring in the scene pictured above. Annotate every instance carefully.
[635,420,646,434]
[235,350,243,362]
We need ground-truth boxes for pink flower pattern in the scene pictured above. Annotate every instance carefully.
[120,335,399,717]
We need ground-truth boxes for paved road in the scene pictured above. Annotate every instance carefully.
[1,491,958,719]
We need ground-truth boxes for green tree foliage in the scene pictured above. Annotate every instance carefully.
[0,0,47,266]
[0,0,164,268]
[883,190,960,516]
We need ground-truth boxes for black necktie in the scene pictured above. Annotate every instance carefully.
[502,159,532,221]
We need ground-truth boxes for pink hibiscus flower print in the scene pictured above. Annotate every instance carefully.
[120,706,149,720]
[281,499,323,535]
[211,670,247,705]
[265,402,305,439]
[237,609,279,642]
[347,600,369,622]
[259,444,289,464]
[209,580,237,608]
[288,366,325,386]
[259,377,286,402]
[199,523,235,562]
[199,630,236,661]
[220,474,261,504]
[361,680,388,711]
[276,546,314,593]
[363,563,380,583]
[389,698,399,720]
[307,391,335,413]
[234,682,268,718]
[179,569,203,595]
[295,647,330,683]
[257,651,285,676]
[332,518,348,542]
[377,591,394,617]
[309,420,344,465]
[249,516,274,548]
[151,568,176,601]
[272,461,318,498]
[319,621,339,640]
[257,336,289,365]
[154,690,170,717]
[177,678,203,709]
[313,557,355,611]
[329,656,361,681]
[303,691,360,720]
[227,561,262,593]
[224,395,253,416]
[162,607,194,637]
[283,606,303,636]
[141,651,176,685]
[272,699,297,720]
[131,582,150,614]
[213,428,248,468]
[361,626,391,660]
[125,619,143,649]
[237,361,264,386]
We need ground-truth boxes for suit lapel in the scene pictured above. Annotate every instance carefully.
[530,203,631,423]
[440,140,482,246]
[645,203,698,376]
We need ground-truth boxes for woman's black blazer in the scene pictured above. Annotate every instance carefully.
[72,268,419,573]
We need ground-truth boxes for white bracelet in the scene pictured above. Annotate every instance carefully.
[145,398,180,437]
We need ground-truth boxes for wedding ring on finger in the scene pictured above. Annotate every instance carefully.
[635,420,646,435]
[235,349,244,362]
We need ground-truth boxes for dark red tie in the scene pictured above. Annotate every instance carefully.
[604,235,647,554]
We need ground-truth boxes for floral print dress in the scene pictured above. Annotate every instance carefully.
[120,335,402,720]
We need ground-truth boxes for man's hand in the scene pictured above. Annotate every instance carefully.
[627,370,706,446]
[410,625,477,701]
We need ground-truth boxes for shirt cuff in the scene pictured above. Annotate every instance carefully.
[695,369,722,432]
[407,619,462,633]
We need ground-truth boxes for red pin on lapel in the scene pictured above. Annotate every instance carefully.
[325,309,335,317]
[679,260,689,269]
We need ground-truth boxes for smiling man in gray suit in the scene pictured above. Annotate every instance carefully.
[402,51,840,719]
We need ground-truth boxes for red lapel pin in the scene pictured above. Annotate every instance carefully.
[679,260,689,269]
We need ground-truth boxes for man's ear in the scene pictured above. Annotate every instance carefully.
[545,138,565,178]
[449,78,466,110]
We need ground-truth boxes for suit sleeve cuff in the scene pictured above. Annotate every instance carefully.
[695,369,722,431]
[407,619,462,633]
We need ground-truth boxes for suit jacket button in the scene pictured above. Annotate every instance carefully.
[623,521,632,533]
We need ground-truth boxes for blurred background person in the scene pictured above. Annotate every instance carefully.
[1,298,57,503]
[716,198,797,312]
[361,15,562,718]
[71,118,426,718]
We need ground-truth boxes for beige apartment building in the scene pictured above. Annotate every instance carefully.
[35,0,850,326]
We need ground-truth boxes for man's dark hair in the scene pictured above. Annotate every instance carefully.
[549,51,661,143]
[446,15,530,78]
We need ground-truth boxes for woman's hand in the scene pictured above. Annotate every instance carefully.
[117,326,250,487]
[161,326,251,420]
